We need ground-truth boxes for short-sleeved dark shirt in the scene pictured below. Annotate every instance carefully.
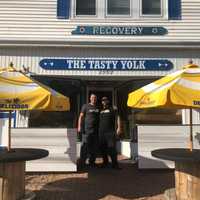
[99,107,118,134]
[81,103,99,134]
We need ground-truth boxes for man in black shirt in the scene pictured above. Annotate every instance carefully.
[99,96,122,169]
[77,94,99,168]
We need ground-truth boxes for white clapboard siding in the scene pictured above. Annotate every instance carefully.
[137,125,200,169]
[0,0,200,44]
[11,128,77,172]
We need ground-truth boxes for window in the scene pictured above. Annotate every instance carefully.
[141,0,161,15]
[76,0,96,15]
[73,0,167,19]
[107,0,130,15]
[135,109,182,124]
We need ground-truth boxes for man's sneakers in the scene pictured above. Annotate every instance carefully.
[88,162,97,168]
[77,159,87,171]
[100,162,122,170]
[100,162,109,168]
[112,164,122,170]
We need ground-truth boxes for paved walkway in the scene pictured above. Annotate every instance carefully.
[25,158,174,200]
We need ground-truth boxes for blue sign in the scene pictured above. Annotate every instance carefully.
[0,111,16,127]
[39,58,173,71]
[72,26,167,35]
[0,112,15,119]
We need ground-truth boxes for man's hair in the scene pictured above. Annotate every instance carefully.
[101,96,108,101]
[90,93,96,97]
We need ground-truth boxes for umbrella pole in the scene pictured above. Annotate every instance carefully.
[8,111,12,151]
[189,108,193,151]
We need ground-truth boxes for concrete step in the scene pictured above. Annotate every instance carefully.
[12,137,73,146]
[11,128,76,137]
[26,162,77,172]
[12,145,76,154]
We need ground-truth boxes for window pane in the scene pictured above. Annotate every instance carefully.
[135,109,182,124]
[142,0,161,15]
[107,0,130,15]
[76,0,96,15]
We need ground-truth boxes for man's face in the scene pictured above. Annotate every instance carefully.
[90,94,97,105]
[102,100,109,107]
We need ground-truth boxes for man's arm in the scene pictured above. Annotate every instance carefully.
[116,115,122,136]
[113,106,122,136]
[77,104,86,133]
[77,112,84,133]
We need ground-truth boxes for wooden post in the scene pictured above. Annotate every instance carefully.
[189,108,193,151]
[0,162,25,200]
[8,111,12,152]
[175,162,200,200]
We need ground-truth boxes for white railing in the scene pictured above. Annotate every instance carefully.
[11,128,77,172]
[137,124,200,169]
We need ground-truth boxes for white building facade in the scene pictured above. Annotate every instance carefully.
[0,0,200,135]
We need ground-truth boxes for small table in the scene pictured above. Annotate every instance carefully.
[0,148,49,200]
[152,148,200,200]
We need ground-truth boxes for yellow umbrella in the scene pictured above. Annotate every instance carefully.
[0,65,70,150]
[127,63,200,151]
